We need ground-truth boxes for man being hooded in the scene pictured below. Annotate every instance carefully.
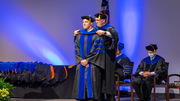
[72,16,105,101]
[131,44,167,101]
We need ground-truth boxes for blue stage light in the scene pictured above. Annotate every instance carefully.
[116,0,144,91]
[117,0,143,59]
[0,1,68,65]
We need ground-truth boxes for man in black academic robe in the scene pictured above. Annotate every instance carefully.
[116,43,132,81]
[94,13,119,101]
[72,16,105,101]
[131,44,167,101]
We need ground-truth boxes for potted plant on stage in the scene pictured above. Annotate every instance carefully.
[0,76,15,101]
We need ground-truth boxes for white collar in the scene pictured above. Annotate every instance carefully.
[151,54,156,60]
[87,28,93,32]
[117,53,123,57]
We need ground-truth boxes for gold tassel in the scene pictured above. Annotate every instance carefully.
[150,44,156,54]
[154,50,156,54]
[88,15,91,24]
[98,14,101,20]
[116,46,119,56]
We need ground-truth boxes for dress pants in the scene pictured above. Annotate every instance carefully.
[131,75,153,101]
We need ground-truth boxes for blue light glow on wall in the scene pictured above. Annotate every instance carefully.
[117,0,143,59]
[0,1,68,65]
[116,0,144,91]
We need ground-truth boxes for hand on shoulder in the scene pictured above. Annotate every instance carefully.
[74,29,81,36]
[96,30,106,36]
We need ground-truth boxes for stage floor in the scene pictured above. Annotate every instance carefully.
[10,98,180,101]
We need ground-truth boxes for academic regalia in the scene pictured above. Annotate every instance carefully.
[0,62,68,86]
[32,64,52,86]
[72,28,105,100]
[74,16,95,43]
[18,62,37,84]
[131,55,167,101]
[48,65,68,85]
[96,24,119,95]
[19,70,32,84]
[116,54,132,81]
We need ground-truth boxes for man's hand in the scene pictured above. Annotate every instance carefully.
[81,60,88,67]
[74,29,81,36]
[146,72,151,76]
[96,30,106,36]
[142,71,151,77]
[85,64,89,68]
[142,72,148,77]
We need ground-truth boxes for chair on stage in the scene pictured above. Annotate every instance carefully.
[130,62,169,101]
[166,73,180,101]
[152,62,169,101]
[116,62,134,101]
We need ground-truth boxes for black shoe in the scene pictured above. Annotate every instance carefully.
[134,99,141,101]
[134,100,141,101]
[142,97,150,101]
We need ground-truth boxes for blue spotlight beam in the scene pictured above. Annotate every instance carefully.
[117,0,143,59]
[0,1,68,65]
[116,0,144,91]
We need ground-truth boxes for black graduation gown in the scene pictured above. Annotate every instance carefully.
[135,55,167,82]
[116,54,132,80]
[72,29,105,100]
[96,24,119,95]
[32,64,52,86]
[131,55,167,100]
